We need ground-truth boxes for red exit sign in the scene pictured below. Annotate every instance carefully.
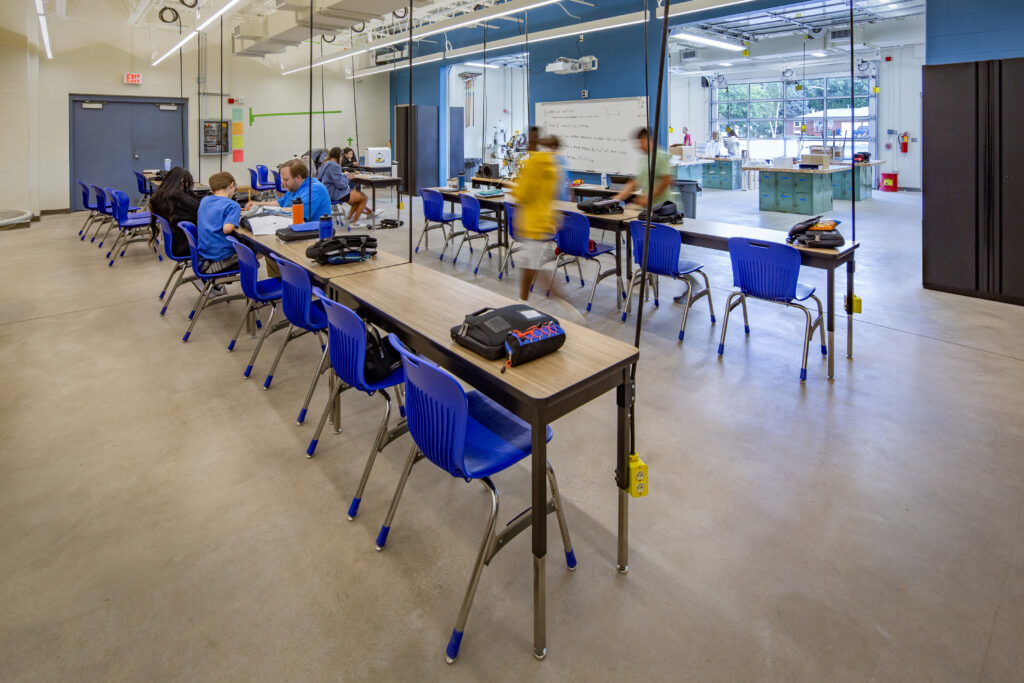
[124,73,143,84]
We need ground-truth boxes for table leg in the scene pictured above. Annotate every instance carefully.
[827,266,835,382]
[371,186,377,228]
[623,225,633,280]
[532,417,548,660]
[846,259,854,359]
[617,369,631,573]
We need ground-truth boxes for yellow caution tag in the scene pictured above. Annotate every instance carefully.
[628,452,648,498]
[844,294,862,314]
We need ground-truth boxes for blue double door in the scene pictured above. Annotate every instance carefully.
[69,95,188,211]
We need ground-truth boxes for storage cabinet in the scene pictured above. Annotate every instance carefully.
[702,159,743,190]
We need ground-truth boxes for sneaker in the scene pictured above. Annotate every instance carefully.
[212,284,226,296]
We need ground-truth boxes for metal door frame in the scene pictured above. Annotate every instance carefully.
[68,94,189,210]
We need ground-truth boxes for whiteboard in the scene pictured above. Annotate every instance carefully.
[535,97,647,174]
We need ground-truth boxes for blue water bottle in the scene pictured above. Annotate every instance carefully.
[458,172,466,190]
[318,214,333,240]
[601,172,608,188]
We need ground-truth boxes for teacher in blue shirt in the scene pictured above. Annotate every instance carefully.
[246,159,330,222]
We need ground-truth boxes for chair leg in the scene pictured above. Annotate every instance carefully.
[81,215,101,241]
[78,212,95,237]
[95,220,116,246]
[244,305,282,378]
[698,269,716,324]
[546,462,577,570]
[305,377,345,457]
[347,389,393,519]
[811,294,827,356]
[452,233,469,265]
[375,445,423,551]
[574,257,585,287]
[182,281,213,342]
[159,261,183,300]
[678,275,696,343]
[296,339,331,424]
[445,476,500,664]
[621,271,641,322]
[228,299,257,351]
[415,221,433,253]
[264,324,297,389]
[160,267,194,316]
[104,230,124,259]
[718,292,743,355]
[472,234,491,275]
[799,305,814,383]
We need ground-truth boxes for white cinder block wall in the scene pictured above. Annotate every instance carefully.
[1,9,390,214]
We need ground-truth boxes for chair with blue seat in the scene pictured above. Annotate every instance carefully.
[718,237,826,382]
[178,222,245,342]
[225,237,286,373]
[497,201,521,280]
[75,180,103,238]
[551,211,621,312]
[264,256,331,424]
[248,168,274,201]
[306,289,409,518]
[417,188,462,257]
[271,169,284,194]
[133,171,153,210]
[105,189,159,267]
[622,220,715,342]
[453,194,501,274]
[155,215,198,315]
[88,184,117,246]
[376,335,577,664]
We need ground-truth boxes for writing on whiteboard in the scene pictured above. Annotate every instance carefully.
[536,97,647,173]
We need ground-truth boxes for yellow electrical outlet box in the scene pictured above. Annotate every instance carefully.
[844,294,862,314]
[872,86,881,94]
[628,452,648,497]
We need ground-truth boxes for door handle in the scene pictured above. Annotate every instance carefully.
[133,153,140,159]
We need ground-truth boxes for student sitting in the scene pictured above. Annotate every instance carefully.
[197,172,241,273]
[246,159,330,222]
[340,147,359,171]
[317,146,369,226]
[149,166,200,258]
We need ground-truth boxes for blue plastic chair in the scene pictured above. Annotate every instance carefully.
[305,289,409,517]
[377,335,576,664]
[718,237,826,381]
[88,184,116,246]
[552,212,620,312]
[417,188,461,256]
[454,194,500,274]
[76,180,101,238]
[133,171,153,209]
[622,221,715,342]
[105,188,157,267]
[225,237,284,371]
[264,256,330,425]
[178,222,245,342]
[271,169,284,194]
[250,166,276,199]
[156,215,198,315]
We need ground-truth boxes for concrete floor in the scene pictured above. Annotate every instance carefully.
[2,188,1023,682]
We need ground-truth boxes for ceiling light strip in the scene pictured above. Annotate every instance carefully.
[151,0,244,67]
[33,0,52,60]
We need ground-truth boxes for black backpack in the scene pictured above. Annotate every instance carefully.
[450,304,566,368]
[576,197,624,215]
[637,200,684,224]
[305,234,378,264]
[364,324,402,383]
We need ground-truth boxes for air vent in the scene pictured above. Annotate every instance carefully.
[830,28,852,40]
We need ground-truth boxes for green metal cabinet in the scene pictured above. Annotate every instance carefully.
[702,159,743,190]
[832,166,874,201]
[758,171,834,214]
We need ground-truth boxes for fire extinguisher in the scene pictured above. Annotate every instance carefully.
[899,132,910,154]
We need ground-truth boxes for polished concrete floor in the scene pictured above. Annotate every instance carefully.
[2,188,1023,682]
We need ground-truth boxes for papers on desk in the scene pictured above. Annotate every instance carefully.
[247,214,292,235]
[361,175,392,180]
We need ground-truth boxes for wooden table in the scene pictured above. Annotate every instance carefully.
[327,262,639,660]
[238,227,408,282]
[349,173,403,227]
[144,172,212,195]
[470,176,515,189]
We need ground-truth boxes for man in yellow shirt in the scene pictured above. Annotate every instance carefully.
[511,128,562,301]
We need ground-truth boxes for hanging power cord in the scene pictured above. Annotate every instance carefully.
[629,0,673,461]
[407,0,413,261]
[320,40,328,149]
[219,15,224,171]
[849,1,856,244]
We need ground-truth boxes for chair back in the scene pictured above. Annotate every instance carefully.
[388,335,468,477]
[272,170,283,193]
[155,215,188,262]
[248,168,260,189]
[727,237,801,302]
[226,236,264,300]
[108,188,130,224]
[133,171,149,195]
[90,184,111,215]
[178,221,207,277]
[555,212,592,258]
[628,220,682,277]
[503,202,517,241]
[459,194,482,232]
[312,288,375,391]
[270,255,318,328]
[256,165,270,187]
[77,181,97,210]
[420,188,445,222]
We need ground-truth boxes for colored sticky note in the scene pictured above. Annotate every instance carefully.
[232,134,244,148]
[232,149,244,163]
[232,122,243,135]
[232,107,243,122]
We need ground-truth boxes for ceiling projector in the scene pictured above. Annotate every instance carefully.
[545,56,598,74]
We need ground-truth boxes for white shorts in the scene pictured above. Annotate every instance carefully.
[516,238,554,270]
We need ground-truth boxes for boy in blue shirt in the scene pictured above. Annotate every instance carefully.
[246,158,331,222]
[197,171,241,273]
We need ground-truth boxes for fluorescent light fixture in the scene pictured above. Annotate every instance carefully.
[465,61,499,69]
[811,51,827,57]
[285,0,561,75]
[346,54,443,80]
[151,0,243,67]
[671,31,745,52]
[33,0,52,60]
[718,62,732,66]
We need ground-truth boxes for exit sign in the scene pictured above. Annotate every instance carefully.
[124,73,142,84]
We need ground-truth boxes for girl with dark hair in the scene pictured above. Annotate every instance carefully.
[318,146,369,227]
[339,147,359,170]
[149,166,200,258]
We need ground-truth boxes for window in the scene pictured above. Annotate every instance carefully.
[710,68,878,160]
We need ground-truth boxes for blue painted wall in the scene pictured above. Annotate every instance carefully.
[927,0,1024,65]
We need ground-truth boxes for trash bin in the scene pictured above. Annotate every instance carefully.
[880,172,899,192]
[675,179,701,218]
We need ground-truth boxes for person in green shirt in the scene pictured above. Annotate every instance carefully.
[613,127,675,208]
